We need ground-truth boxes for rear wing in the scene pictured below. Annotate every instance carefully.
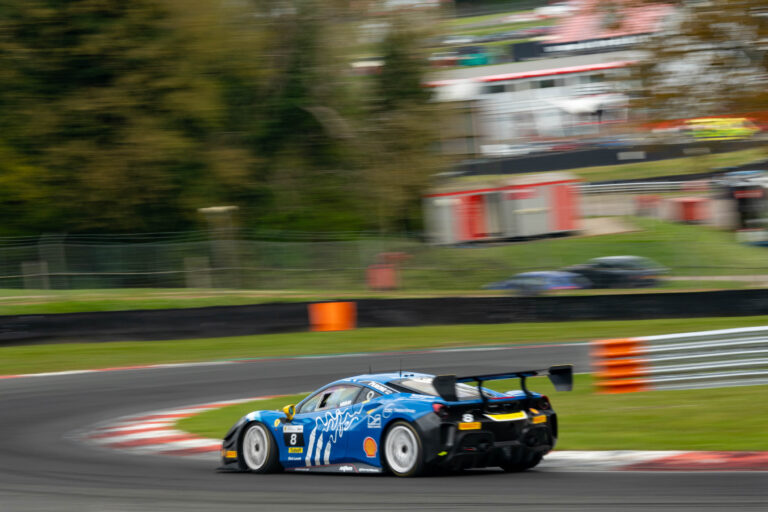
[433,364,573,402]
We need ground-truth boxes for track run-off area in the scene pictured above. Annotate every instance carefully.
[2,342,767,511]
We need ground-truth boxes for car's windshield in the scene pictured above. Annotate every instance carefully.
[391,377,482,400]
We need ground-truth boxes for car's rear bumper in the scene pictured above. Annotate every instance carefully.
[419,411,558,470]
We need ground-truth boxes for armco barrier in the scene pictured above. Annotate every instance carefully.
[592,326,768,393]
[2,288,768,345]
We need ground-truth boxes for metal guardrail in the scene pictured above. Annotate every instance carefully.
[591,326,768,393]
[580,181,695,194]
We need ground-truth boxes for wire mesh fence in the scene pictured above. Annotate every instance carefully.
[1,222,768,291]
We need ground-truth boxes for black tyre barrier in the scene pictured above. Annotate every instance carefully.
[2,288,768,346]
[455,140,764,177]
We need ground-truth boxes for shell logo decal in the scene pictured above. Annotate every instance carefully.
[363,437,377,458]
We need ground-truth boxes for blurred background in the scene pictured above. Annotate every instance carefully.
[0,0,766,297]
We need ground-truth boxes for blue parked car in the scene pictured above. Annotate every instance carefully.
[483,271,589,296]
[219,366,572,476]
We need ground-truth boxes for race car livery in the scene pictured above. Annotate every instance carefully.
[219,365,572,476]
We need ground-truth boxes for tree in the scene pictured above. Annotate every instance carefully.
[0,0,447,235]
[0,0,265,234]
[362,14,446,233]
[631,0,768,120]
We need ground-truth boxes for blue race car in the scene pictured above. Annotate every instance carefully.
[219,365,572,476]
[483,271,589,296]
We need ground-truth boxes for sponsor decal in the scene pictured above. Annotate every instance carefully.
[383,406,415,417]
[287,456,303,461]
[362,381,394,395]
[288,447,303,454]
[340,400,352,407]
[339,465,355,472]
[458,422,481,431]
[462,413,474,423]
[485,411,527,422]
[363,437,378,458]
[367,414,382,429]
[273,419,281,428]
[358,467,381,473]
[283,424,305,447]
[223,450,237,459]
[532,415,547,424]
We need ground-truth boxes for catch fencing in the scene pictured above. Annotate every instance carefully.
[2,224,768,291]
[592,326,768,393]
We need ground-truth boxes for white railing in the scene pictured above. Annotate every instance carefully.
[591,326,768,393]
[580,181,692,194]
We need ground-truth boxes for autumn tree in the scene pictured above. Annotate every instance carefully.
[631,0,768,120]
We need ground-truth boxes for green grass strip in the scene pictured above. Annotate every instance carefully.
[177,374,768,450]
[3,315,768,375]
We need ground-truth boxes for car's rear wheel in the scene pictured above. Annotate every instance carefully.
[238,422,281,473]
[383,421,424,477]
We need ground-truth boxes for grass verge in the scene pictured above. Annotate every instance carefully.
[3,315,768,375]
[177,374,768,450]
[0,276,757,316]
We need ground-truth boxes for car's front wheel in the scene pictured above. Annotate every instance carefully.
[238,422,281,473]
[383,421,425,477]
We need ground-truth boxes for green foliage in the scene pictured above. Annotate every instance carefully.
[0,0,447,235]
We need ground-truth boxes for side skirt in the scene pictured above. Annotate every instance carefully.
[286,463,382,474]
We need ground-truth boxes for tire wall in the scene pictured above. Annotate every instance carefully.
[3,288,768,345]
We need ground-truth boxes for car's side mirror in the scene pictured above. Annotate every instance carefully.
[282,404,296,422]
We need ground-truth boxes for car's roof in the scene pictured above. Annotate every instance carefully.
[336,372,434,386]
[591,255,646,262]
[516,271,577,278]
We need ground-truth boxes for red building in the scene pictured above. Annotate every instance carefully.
[424,172,580,244]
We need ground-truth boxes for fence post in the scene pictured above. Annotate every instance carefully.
[22,261,50,290]
[38,233,68,289]
[184,257,212,289]
[198,206,241,289]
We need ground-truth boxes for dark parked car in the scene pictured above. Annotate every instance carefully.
[483,271,589,296]
[563,256,666,289]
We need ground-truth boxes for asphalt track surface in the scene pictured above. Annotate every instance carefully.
[2,343,766,511]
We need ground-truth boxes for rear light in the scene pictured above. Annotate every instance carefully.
[537,396,551,410]
[432,403,449,419]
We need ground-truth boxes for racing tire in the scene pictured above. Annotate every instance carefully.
[500,450,542,473]
[238,421,282,473]
[382,421,425,477]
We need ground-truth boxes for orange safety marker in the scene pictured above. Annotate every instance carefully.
[593,358,650,380]
[591,338,646,359]
[595,378,651,394]
[308,302,357,332]
[591,338,650,393]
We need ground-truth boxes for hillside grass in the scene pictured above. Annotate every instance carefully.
[2,216,768,314]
